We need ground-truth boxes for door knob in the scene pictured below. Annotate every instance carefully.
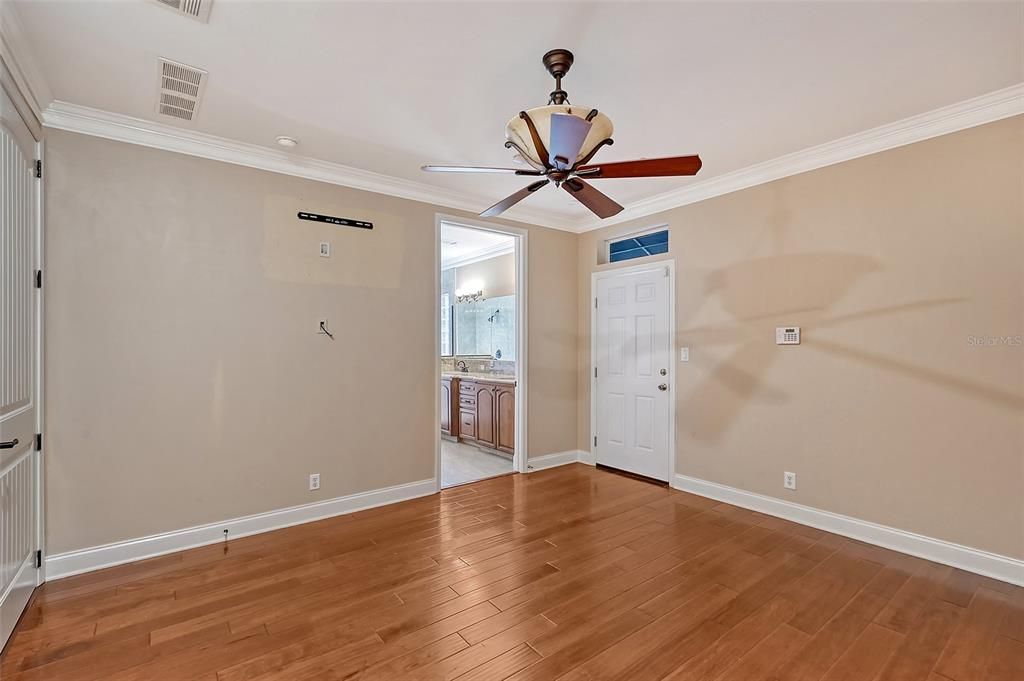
[658,384,668,391]
[0,438,18,449]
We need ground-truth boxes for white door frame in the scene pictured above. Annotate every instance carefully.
[590,259,676,482]
[34,137,45,585]
[434,213,529,489]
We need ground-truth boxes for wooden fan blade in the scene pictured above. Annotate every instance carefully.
[421,165,542,175]
[576,155,702,178]
[480,180,550,217]
[548,114,591,170]
[562,179,624,219]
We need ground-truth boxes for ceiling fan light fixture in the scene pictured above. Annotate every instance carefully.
[420,48,701,220]
[505,105,614,168]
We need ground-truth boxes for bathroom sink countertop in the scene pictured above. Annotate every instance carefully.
[442,371,517,385]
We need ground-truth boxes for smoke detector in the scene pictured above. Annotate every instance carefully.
[155,58,208,123]
[150,0,213,23]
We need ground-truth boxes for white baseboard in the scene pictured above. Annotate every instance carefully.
[577,449,596,466]
[526,450,588,471]
[672,474,1024,587]
[46,478,437,580]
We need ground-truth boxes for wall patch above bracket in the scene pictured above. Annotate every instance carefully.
[297,212,373,230]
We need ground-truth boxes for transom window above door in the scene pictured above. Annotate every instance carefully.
[608,229,669,263]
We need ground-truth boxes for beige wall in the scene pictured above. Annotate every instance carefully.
[45,117,1022,562]
[455,252,515,298]
[44,129,578,555]
[578,116,1024,559]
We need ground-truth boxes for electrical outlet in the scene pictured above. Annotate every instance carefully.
[309,473,320,491]
[319,242,331,257]
[783,471,797,490]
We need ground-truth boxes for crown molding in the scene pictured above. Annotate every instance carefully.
[441,240,515,270]
[0,0,53,129]
[574,83,1024,232]
[42,83,1023,235]
[41,100,578,232]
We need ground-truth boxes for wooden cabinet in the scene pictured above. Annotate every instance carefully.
[495,384,515,454]
[440,377,459,437]
[473,384,496,449]
[452,378,515,457]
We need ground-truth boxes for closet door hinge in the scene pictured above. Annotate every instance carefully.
[593,435,597,447]
[35,433,42,451]
[35,270,42,289]
[35,160,42,179]
[34,550,42,569]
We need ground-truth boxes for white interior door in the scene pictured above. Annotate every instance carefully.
[594,264,673,481]
[0,84,41,650]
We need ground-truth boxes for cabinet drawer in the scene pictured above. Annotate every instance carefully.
[458,382,476,395]
[458,394,476,410]
[459,411,476,439]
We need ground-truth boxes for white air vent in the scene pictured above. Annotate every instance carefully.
[155,58,208,122]
[150,0,213,23]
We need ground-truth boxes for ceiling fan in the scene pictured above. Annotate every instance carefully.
[422,49,702,219]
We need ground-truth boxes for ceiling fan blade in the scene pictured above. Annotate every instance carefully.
[562,178,624,219]
[576,155,702,178]
[548,113,592,170]
[480,180,550,217]
[421,165,542,175]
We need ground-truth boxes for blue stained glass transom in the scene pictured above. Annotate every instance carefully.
[609,230,669,262]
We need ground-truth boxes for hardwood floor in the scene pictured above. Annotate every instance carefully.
[3,465,1021,680]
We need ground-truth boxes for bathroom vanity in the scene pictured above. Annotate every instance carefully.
[441,374,515,457]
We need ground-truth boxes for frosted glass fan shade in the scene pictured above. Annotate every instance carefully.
[505,105,613,168]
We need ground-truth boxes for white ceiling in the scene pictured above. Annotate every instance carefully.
[440,223,514,269]
[13,1,1023,224]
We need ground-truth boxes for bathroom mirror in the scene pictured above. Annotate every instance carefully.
[454,295,516,360]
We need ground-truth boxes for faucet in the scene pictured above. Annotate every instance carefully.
[456,360,468,372]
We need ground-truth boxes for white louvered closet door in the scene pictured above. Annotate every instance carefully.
[0,83,41,650]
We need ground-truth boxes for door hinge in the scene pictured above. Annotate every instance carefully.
[35,270,42,289]
[593,435,597,447]
[35,433,42,451]
[35,160,42,179]
[594,367,597,378]
[34,550,42,569]
[594,298,598,309]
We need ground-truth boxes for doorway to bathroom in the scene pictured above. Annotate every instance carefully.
[435,215,527,488]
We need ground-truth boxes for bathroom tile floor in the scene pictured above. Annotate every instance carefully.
[441,438,513,488]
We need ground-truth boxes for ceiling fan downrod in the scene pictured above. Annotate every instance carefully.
[543,49,574,105]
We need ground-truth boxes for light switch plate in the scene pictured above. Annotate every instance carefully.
[319,242,331,257]
[776,327,801,345]
[680,347,690,362]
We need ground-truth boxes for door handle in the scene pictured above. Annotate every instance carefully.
[658,384,668,392]
[0,438,19,449]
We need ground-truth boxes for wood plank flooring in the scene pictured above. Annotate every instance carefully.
[3,465,1021,680]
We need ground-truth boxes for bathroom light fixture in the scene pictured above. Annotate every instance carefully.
[276,136,299,148]
[456,280,485,303]
[456,290,484,303]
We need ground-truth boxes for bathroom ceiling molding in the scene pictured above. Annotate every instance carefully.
[441,240,515,271]
[40,100,575,232]
[42,83,1024,235]
[578,82,1024,232]
[0,1,53,128]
